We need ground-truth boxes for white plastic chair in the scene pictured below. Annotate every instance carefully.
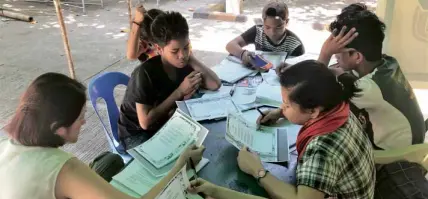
[374,144,428,171]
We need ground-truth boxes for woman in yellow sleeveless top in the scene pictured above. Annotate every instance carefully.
[0,72,204,199]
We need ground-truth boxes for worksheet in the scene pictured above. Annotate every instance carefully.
[111,158,210,197]
[231,87,257,105]
[261,70,280,86]
[185,95,239,121]
[211,56,255,83]
[226,112,278,162]
[201,85,233,99]
[112,160,161,196]
[134,110,206,169]
[255,82,282,107]
[155,165,200,199]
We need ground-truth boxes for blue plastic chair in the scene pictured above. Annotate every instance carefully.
[88,72,132,163]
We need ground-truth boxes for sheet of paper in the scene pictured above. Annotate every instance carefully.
[211,57,255,83]
[112,157,210,197]
[110,179,141,197]
[286,52,337,66]
[201,86,233,99]
[186,157,210,179]
[135,111,202,169]
[231,87,257,105]
[237,102,260,112]
[261,70,280,86]
[112,160,162,196]
[256,82,282,107]
[226,112,278,162]
[255,51,288,69]
[155,165,198,199]
[185,95,239,121]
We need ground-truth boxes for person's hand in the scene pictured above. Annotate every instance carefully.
[275,62,290,75]
[177,144,206,167]
[256,108,283,128]
[178,71,202,98]
[241,50,256,68]
[183,90,197,100]
[188,178,218,197]
[320,26,358,58]
[237,147,264,177]
[134,4,146,24]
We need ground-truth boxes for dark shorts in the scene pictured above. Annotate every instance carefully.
[375,161,428,199]
[89,152,125,182]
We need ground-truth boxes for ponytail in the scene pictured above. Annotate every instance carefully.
[279,60,359,112]
[337,73,361,102]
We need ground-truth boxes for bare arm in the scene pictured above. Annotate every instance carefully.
[258,173,325,199]
[127,23,142,60]
[226,36,248,59]
[189,55,221,90]
[136,89,182,129]
[57,148,203,199]
[57,158,183,199]
[127,5,145,60]
[211,185,265,199]
[318,27,358,67]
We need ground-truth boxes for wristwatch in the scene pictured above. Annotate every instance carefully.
[255,168,269,184]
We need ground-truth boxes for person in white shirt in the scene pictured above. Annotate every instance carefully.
[318,3,425,150]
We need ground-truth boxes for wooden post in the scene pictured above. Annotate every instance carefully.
[52,0,76,79]
[127,0,132,29]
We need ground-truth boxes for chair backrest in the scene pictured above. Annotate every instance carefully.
[88,72,130,149]
[374,143,428,171]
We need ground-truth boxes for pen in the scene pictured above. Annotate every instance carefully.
[229,84,237,96]
[189,158,198,179]
[256,107,266,117]
[189,158,206,198]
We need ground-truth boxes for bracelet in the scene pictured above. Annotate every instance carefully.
[133,21,142,26]
[239,50,247,60]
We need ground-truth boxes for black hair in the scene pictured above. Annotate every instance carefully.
[140,9,165,42]
[279,60,360,112]
[329,3,386,61]
[151,11,189,47]
[7,73,86,147]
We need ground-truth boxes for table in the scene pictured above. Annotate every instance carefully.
[198,119,298,197]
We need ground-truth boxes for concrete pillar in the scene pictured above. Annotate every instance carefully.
[226,0,243,15]
[376,0,428,83]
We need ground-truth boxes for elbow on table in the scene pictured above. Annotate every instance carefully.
[212,79,221,90]
[225,41,236,54]
[138,118,151,131]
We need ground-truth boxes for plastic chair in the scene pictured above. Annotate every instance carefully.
[88,72,132,163]
[375,144,428,171]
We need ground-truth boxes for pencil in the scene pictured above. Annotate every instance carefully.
[189,158,198,179]
[256,107,266,117]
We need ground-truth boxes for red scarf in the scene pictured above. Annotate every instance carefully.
[296,102,350,160]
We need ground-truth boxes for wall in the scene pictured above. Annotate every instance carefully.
[376,0,428,85]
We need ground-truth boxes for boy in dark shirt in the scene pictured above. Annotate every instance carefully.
[118,11,221,151]
[226,1,304,67]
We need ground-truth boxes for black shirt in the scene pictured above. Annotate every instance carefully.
[118,55,193,139]
[241,25,305,57]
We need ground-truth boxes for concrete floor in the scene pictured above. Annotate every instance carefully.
[3,0,426,163]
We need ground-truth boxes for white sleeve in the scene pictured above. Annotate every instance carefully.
[351,77,384,109]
